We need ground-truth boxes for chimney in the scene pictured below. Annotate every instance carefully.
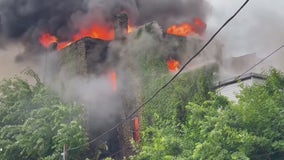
[48,42,58,51]
[114,12,128,40]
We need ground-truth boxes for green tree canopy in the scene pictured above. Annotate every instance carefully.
[134,69,284,160]
[0,71,88,160]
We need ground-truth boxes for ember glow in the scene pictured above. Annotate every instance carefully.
[108,71,117,92]
[167,59,180,73]
[133,117,140,142]
[128,25,135,33]
[193,18,207,34]
[167,18,206,37]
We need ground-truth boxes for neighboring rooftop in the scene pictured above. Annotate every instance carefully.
[215,72,266,102]
[215,72,266,88]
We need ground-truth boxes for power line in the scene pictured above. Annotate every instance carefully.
[107,147,126,159]
[68,0,250,152]
[238,44,284,78]
[68,117,122,151]
[127,0,249,119]
[218,44,284,91]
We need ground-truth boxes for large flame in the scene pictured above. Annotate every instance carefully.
[39,33,58,48]
[73,25,115,41]
[167,23,195,37]
[167,18,206,37]
[167,59,180,73]
[39,23,135,51]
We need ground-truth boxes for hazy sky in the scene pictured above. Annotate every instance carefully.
[0,44,37,81]
[207,0,284,58]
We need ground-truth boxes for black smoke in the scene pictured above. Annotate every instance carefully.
[0,0,87,41]
[0,0,210,54]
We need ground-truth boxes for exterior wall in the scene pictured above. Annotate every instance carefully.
[218,79,252,102]
[59,38,109,76]
[114,13,128,40]
[217,75,265,102]
[59,39,88,76]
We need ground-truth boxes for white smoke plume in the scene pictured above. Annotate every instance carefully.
[207,0,284,78]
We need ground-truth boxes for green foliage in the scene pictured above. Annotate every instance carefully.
[0,71,88,160]
[135,127,183,160]
[134,69,284,159]
[132,67,216,159]
[142,66,216,128]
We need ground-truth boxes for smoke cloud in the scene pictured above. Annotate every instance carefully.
[0,43,38,80]
[0,1,219,153]
[135,0,210,27]
[207,0,284,78]
[0,0,86,40]
[0,0,212,128]
[0,0,210,50]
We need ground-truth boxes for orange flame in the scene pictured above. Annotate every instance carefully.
[108,71,117,92]
[39,33,58,48]
[128,25,135,33]
[167,18,206,37]
[73,25,114,41]
[193,18,206,34]
[167,59,180,73]
[57,41,72,50]
[167,23,195,37]
[39,24,136,51]
[133,117,140,142]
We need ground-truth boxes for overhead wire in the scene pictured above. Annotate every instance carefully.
[217,44,284,91]
[107,146,127,159]
[68,0,250,151]
[238,45,284,78]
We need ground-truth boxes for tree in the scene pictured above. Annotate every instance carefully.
[134,69,284,159]
[133,67,217,159]
[0,71,88,160]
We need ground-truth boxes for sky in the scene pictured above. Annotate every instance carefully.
[0,0,284,80]
[207,0,284,58]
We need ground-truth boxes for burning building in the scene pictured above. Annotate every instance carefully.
[44,13,223,159]
[0,0,219,159]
